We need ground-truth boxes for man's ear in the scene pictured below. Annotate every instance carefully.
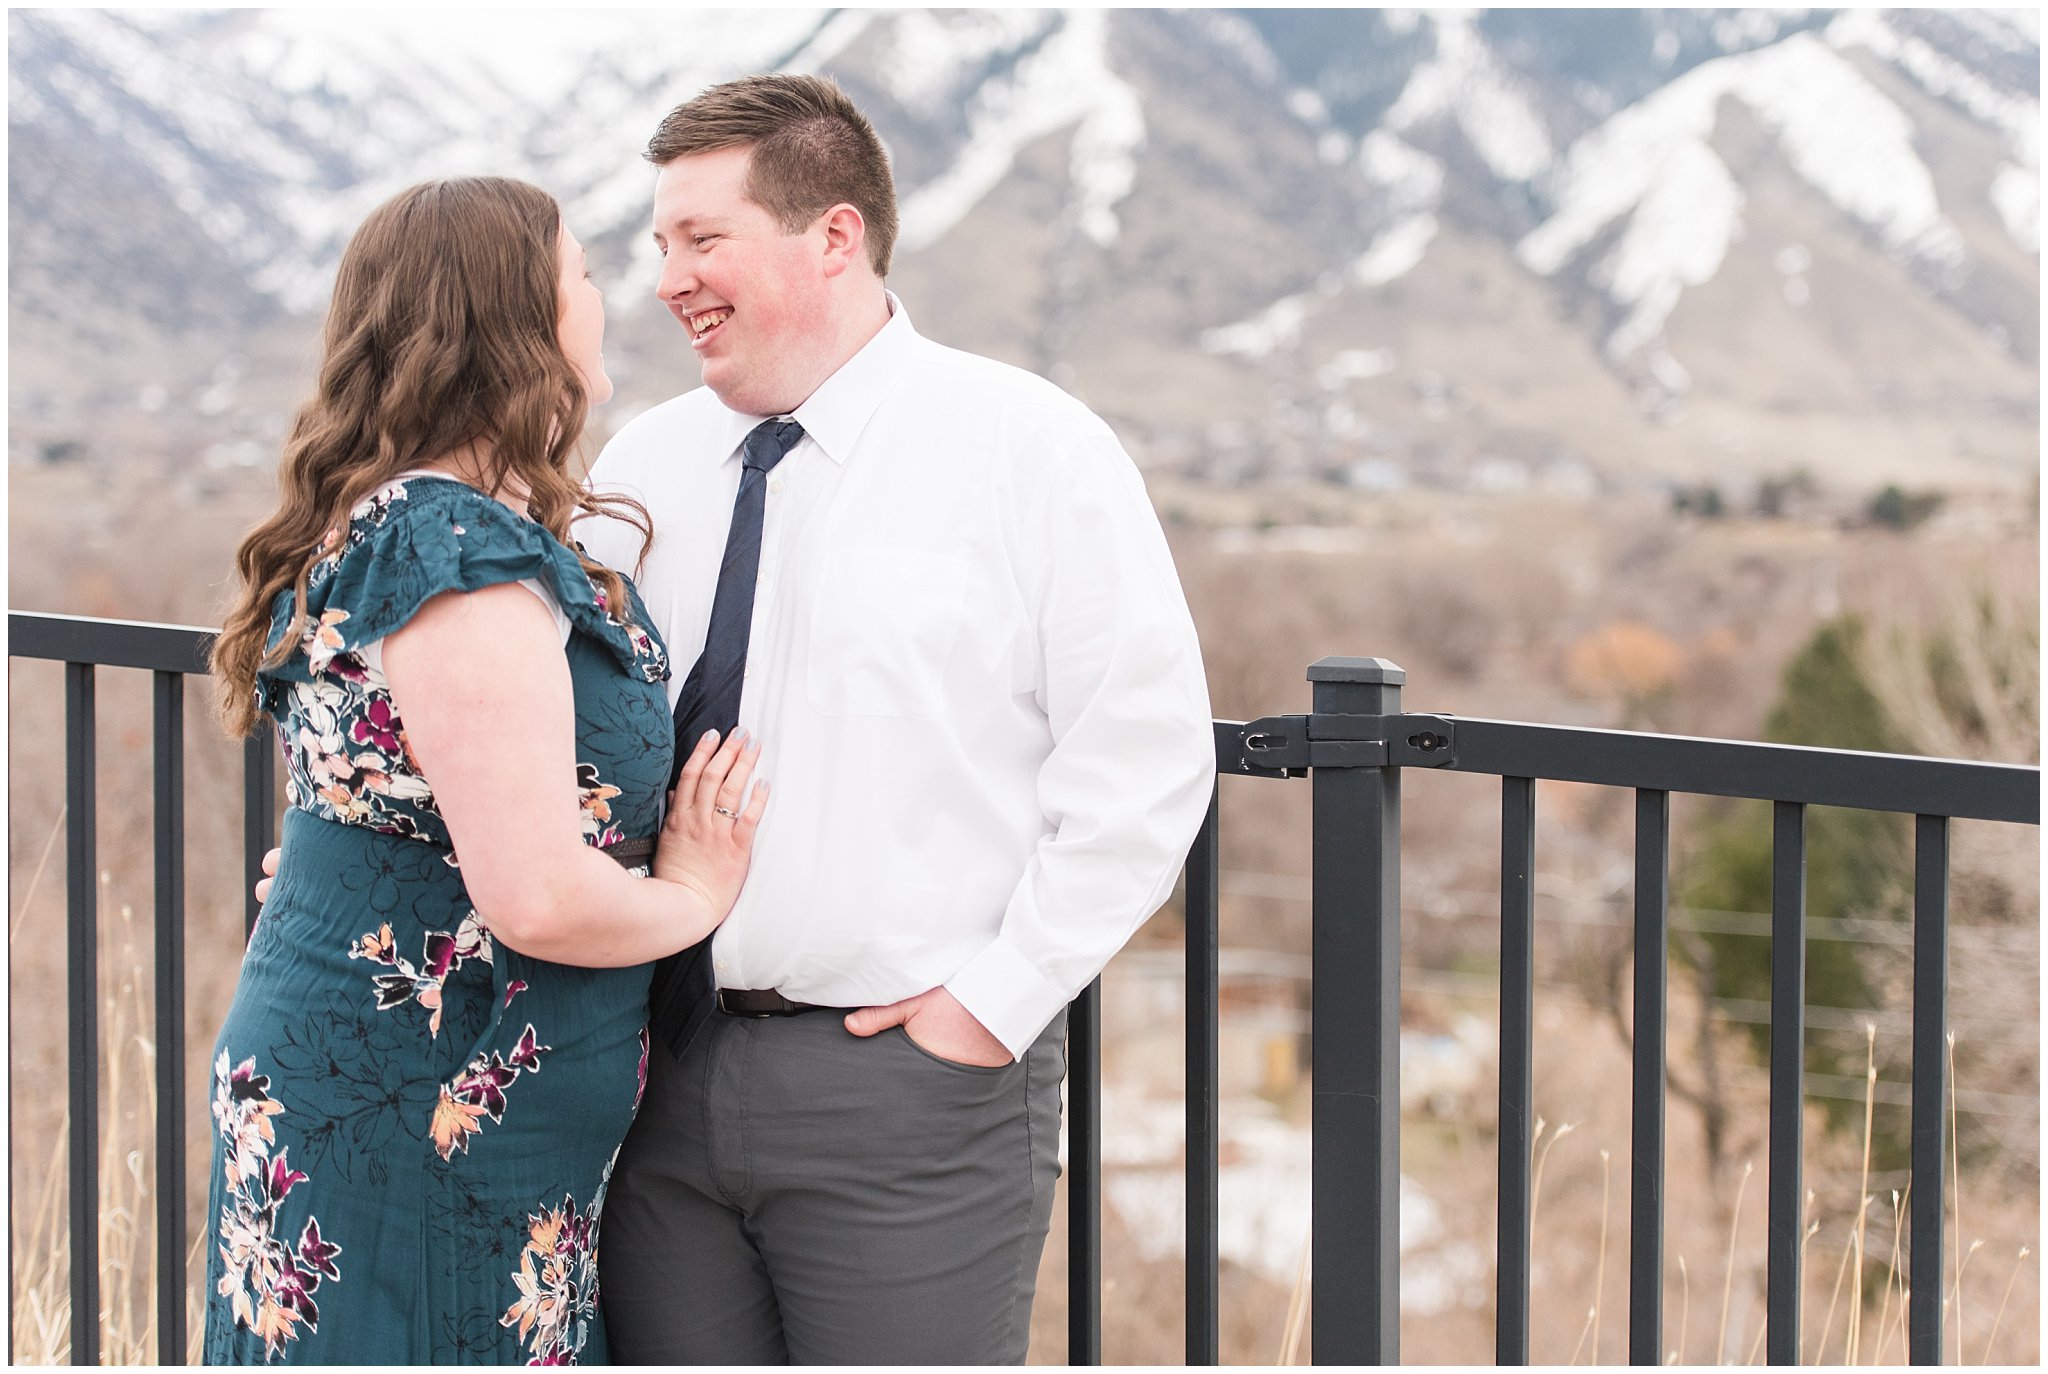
[818,203,867,279]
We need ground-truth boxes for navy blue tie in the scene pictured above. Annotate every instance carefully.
[649,416,804,1057]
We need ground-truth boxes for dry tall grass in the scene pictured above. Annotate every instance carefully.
[10,901,2037,1363]
[11,901,205,1365]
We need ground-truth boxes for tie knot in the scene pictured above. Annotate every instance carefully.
[742,418,805,474]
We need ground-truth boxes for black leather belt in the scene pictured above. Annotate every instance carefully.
[716,988,842,1017]
[604,837,656,867]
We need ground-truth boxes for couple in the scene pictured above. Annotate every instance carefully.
[204,74,1214,1365]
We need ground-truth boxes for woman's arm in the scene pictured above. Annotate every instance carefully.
[382,581,763,966]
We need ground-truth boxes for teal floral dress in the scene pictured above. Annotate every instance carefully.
[204,475,674,1365]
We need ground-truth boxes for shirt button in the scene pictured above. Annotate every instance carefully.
[714,959,728,973]
[769,479,784,496]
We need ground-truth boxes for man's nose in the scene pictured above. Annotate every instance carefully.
[658,254,695,305]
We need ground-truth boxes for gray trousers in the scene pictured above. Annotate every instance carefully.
[599,1006,1066,1364]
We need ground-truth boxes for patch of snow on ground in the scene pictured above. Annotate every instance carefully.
[1954,8,2038,49]
[881,10,1052,113]
[1990,163,2040,253]
[1090,1089,1481,1311]
[1828,9,2039,254]
[1520,32,1964,356]
[1746,35,1962,268]
[1384,11,1553,183]
[1286,87,1328,123]
[1317,348,1397,389]
[896,10,1145,252]
[780,8,880,76]
[1517,61,1729,279]
[1602,140,1744,358]
[1359,129,1445,215]
[1200,294,1312,359]
[1713,9,1790,50]
[1188,9,1285,86]
[1828,9,2038,157]
[1070,53,1146,247]
[1352,213,1440,288]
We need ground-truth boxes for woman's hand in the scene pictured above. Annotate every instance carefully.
[655,728,768,919]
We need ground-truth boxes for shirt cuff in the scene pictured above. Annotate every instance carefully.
[944,937,1070,1061]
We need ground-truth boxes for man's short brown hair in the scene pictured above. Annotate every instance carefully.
[646,73,899,278]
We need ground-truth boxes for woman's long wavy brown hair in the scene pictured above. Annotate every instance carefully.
[211,176,651,736]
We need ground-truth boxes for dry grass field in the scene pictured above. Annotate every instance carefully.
[8,459,2037,1363]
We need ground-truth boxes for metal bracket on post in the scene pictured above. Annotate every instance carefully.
[1387,713,1457,768]
[1220,713,1458,777]
[1224,716,1312,777]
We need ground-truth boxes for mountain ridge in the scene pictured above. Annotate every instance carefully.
[9,7,2037,498]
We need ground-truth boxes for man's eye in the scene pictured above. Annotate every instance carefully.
[692,234,716,248]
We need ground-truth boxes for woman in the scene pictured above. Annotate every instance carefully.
[204,177,757,1364]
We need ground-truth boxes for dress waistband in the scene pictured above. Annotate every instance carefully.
[598,839,655,872]
[603,836,656,868]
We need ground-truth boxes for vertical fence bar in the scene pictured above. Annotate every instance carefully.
[1069,976,1102,1365]
[1497,776,1536,1365]
[65,662,101,1368]
[1766,801,1806,1365]
[1309,657,1404,1364]
[1908,815,1949,1365]
[1629,788,1669,1366]
[242,733,276,940]
[153,671,188,1363]
[1184,786,1221,1365]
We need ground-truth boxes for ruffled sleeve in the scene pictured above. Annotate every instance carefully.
[257,479,669,711]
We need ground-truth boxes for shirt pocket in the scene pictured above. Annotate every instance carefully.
[806,547,966,719]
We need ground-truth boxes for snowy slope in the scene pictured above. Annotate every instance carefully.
[9,7,2038,490]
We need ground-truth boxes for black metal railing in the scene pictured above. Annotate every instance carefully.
[1180,658,2035,1367]
[9,614,2039,1366]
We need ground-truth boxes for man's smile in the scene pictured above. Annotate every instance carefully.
[686,307,733,345]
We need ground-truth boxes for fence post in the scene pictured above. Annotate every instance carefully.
[1309,656,1404,1365]
[1068,978,1102,1365]
[65,661,101,1369]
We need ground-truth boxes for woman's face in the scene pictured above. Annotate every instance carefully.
[557,225,612,405]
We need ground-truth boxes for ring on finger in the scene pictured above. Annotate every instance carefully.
[714,805,739,819]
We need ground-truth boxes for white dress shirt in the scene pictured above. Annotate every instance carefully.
[578,298,1215,1056]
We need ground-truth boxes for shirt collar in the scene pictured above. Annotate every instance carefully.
[712,292,919,468]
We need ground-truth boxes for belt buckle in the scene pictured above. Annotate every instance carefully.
[718,988,783,1018]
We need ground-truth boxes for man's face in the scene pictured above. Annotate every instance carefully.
[651,145,831,417]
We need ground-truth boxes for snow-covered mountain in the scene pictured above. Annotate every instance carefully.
[9,8,2039,496]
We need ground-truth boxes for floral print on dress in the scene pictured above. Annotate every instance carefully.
[575,763,626,848]
[590,576,670,680]
[299,609,352,675]
[307,477,418,586]
[290,477,669,687]
[500,1183,605,1365]
[281,672,437,839]
[349,911,492,1038]
[212,1051,343,1360]
[265,477,666,854]
[431,1024,551,1162]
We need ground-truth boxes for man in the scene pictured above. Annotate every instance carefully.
[579,72,1212,1364]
